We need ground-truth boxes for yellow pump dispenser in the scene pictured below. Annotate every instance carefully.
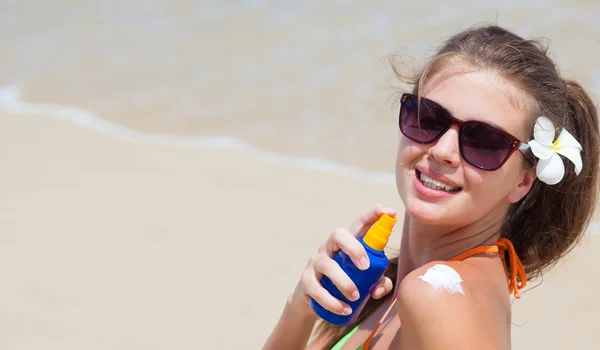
[362,214,397,251]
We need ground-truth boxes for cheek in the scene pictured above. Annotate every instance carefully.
[397,138,427,166]
[488,157,525,191]
[464,166,513,198]
[463,168,486,191]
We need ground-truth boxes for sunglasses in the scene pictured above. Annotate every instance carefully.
[399,93,535,171]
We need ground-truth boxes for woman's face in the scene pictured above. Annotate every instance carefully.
[395,66,536,227]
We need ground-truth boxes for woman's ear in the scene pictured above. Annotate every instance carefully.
[506,168,537,203]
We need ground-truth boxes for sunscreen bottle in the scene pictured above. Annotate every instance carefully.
[310,214,397,326]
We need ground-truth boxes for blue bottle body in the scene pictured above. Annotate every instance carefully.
[310,237,389,326]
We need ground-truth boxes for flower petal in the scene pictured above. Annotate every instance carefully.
[556,128,582,150]
[528,139,554,160]
[536,153,565,185]
[557,146,583,175]
[533,116,556,146]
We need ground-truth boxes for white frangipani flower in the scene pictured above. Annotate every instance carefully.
[527,117,582,185]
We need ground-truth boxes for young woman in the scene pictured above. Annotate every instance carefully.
[264,24,600,349]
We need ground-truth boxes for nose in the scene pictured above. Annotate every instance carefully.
[428,125,461,167]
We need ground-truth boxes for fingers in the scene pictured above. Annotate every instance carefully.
[348,204,397,238]
[296,204,398,316]
[370,276,393,299]
[302,259,353,316]
[323,228,369,270]
[313,255,359,302]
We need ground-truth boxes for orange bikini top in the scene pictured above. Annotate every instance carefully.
[449,237,526,298]
[362,238,526,349]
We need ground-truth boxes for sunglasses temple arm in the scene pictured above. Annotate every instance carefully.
[518,143,537,166]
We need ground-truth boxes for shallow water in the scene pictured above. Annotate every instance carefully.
[2,0,599,175]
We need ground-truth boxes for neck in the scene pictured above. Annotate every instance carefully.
[394,207,506,285]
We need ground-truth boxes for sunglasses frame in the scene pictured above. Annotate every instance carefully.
[399,93,536,171]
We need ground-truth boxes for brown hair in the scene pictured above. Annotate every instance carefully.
[314,24,600,348]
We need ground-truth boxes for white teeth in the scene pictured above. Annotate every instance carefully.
[419,173,460,192]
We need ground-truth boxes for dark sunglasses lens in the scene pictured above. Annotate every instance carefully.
[461,123,512,170]
[400,97,448,143]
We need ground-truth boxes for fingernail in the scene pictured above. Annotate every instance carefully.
[351,290,359,301]
[343,307,352,315]
[360,257,369,269]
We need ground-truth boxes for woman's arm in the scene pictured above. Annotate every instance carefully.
[263,295,319,350]
[395,261,509,350]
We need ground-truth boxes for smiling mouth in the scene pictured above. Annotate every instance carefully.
[416,171,462,193]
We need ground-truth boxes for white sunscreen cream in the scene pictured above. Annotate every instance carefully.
[418,264,464,294]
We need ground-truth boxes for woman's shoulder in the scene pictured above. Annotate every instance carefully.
[398,259,504,299]
[395,260,510,349]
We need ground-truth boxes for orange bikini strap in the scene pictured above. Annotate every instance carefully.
[450,238,527,298]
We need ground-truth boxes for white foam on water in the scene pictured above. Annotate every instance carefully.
[0,85,395,185]
[586,220,600,234]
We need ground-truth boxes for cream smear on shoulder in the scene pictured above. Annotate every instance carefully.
[418,264,465,294]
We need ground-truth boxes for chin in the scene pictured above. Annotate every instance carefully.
[404,200,449,225]
[401,185,470,226]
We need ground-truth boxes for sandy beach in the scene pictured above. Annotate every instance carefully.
[1,110,599,349]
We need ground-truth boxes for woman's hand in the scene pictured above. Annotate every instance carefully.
[288,204,396,317]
